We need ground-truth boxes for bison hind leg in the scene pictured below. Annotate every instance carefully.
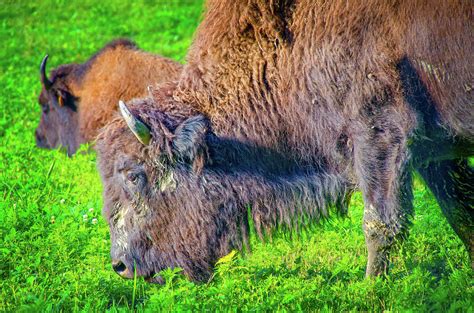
[417,159,474,269]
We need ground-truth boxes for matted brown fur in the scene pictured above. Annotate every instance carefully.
[36,39,182,155]
[97,1,473,282]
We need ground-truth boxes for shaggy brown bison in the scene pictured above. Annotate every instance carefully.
[97,0,473,283]
[36,39,182,155]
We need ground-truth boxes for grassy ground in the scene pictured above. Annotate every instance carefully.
[0,0,472,311]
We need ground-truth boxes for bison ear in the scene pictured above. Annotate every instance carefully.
[57,90,66,107]
[172,115,210,173]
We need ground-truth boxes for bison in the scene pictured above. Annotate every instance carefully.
[97,0,473,283]
[36,39,182,155]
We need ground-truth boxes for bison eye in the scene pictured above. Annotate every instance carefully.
[41,104,49,114]
[126,172,139,185]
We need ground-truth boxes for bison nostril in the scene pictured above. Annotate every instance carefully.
[35,130,48,148]
[112,260,127,274]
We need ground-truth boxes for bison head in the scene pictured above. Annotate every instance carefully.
[97,97,233,283]
[97,97,349,283]
[36,55,81,155]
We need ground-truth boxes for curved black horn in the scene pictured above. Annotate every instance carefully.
[40,54,52,90]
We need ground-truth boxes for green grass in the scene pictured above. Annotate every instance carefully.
[0,0,472,311]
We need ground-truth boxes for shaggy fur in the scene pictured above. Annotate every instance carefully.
[35,39,182,155]
[97,0,473,282]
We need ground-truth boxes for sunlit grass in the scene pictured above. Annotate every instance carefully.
[0,0,472,311]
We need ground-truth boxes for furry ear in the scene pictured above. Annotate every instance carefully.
[172,115,210,173]
[57,94,64,107]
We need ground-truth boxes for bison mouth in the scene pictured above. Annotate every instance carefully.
[144,273,165,284]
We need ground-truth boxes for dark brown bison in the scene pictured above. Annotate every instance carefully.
[97,0,473,283]
[36,39,182,155]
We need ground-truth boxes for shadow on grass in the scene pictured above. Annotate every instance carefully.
[251,261,365,284]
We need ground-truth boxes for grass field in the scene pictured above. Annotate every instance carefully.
[0,0,473,311]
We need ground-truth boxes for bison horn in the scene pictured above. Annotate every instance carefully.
[119,100,151,145]
[40,54,52,90]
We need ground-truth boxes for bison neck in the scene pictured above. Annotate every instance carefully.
[170,159,350,258]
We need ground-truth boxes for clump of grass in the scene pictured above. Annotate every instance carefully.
[0,0,473,311]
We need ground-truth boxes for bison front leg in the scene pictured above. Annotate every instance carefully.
[361,169,413,277]
[417,159,474,268]
[353,110,414,277]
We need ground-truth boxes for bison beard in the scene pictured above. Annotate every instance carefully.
[97,0,473,282]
